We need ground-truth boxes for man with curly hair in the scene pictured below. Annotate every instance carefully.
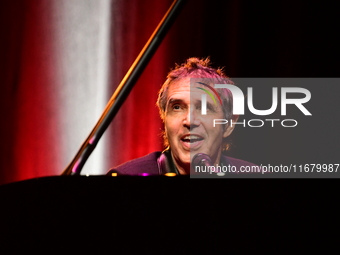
[108,57,256,176]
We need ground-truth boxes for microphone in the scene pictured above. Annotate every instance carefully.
[192,153,224,176]
[192,153,214,167]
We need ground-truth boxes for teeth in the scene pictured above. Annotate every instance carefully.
[182,135,202,140]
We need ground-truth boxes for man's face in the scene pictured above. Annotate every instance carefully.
[164,77,235,174]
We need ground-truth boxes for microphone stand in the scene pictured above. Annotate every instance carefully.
[61,0,187,176]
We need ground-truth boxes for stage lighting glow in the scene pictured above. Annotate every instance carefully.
[164,173,177,177]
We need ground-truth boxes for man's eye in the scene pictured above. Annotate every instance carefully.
[173,104,181,110]
[207,103,217,113]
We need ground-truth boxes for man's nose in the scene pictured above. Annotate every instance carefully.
[183,107,200,128]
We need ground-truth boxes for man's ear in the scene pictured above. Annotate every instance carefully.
[223,115,239,138]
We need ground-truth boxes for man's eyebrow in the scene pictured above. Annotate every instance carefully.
[167,98,184,105]
[193,99,215,110]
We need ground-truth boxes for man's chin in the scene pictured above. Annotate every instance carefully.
[178,157,190,166]
[189,149,209,158]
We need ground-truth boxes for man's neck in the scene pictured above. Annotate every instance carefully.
[169,152,189,175]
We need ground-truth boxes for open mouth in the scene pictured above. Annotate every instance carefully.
[181,134,204,144]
